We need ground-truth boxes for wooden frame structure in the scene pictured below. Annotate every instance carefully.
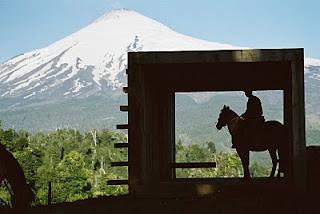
[111,49,306,196]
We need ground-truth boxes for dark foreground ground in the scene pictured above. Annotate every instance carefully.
[1,178,320,214]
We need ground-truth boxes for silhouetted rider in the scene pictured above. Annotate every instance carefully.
[238,90,265,148]
[231,90,264,148]
[241,90,264,121]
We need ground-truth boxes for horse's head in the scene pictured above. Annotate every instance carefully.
[216,105,231,130]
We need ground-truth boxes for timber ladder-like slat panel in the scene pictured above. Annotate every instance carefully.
[116,124,129,129]
[109,68,129,186]
[114,143,129,148]
[120,105,129,112]
[123,86,128,94]
[172,162,216,169]
[107,180,128,185]
[110,161,129,167]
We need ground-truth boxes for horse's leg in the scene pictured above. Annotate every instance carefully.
[277,167,281,177]
[268,148,278,177]
[237,149,250,178]
[277,133,287,177]
[277,148,281,177]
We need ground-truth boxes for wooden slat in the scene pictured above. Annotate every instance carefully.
[111,161,128,167]
[116,124,129,129]
[120,105,129,112]
[114,143,128,148]
[107,180,128,185]
[128,49,303,64]
[172,162,216,169]
[123,86,128,93]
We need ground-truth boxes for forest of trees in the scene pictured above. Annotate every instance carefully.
[0,122,271,207]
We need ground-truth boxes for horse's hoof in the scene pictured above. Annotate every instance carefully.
[243,176,251,182]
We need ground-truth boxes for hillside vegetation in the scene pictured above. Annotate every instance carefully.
[0,124,270,207]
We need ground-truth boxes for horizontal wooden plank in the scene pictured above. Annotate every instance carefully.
[128,49,303,65]
[120,105,128,112]
[114,143,128,148]
[107,180,128,185]
[172,162,216,169]
[111,161,128,167]
[173,177,286,184]
[123,86,128,93]
[116,124,129,129]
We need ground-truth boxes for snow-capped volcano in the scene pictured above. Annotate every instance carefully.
[1,9,320,133]
[0,9,238,100]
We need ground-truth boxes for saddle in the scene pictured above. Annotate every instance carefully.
[243,118,266,150]
[231,117,266,150]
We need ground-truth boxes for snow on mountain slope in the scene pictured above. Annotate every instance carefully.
[305,57,320,80]
[1,9,320,101]
[0,9,238,100]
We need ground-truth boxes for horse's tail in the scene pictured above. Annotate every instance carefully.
[278,125,289,176]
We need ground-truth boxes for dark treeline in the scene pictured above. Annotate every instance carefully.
[0,122,270,207]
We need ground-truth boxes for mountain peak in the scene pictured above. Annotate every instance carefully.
[1,10,319,101]
[94,9,140,23]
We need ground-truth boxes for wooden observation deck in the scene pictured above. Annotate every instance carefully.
[109,49,306,197]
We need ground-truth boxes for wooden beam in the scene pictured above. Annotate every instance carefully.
[123,86,128,93]
[114,143,128,148]
[111,161,128,167]
[172,162,216,169]
[116,124,129,129]
[107,180,128,185]
[120,105,129,112]
[128,49,303,65]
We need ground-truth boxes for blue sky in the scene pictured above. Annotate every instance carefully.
[0,0,319,63]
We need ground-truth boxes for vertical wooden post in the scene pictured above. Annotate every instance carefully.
[284,78,293,182]
[128,63,145,195]
[291,59,307,192]
[48,181,52,205]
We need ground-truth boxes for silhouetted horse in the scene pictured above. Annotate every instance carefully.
[0,143,35,210]
[216,105,287,178]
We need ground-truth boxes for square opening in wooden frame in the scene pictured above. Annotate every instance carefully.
[174,90,284,179]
